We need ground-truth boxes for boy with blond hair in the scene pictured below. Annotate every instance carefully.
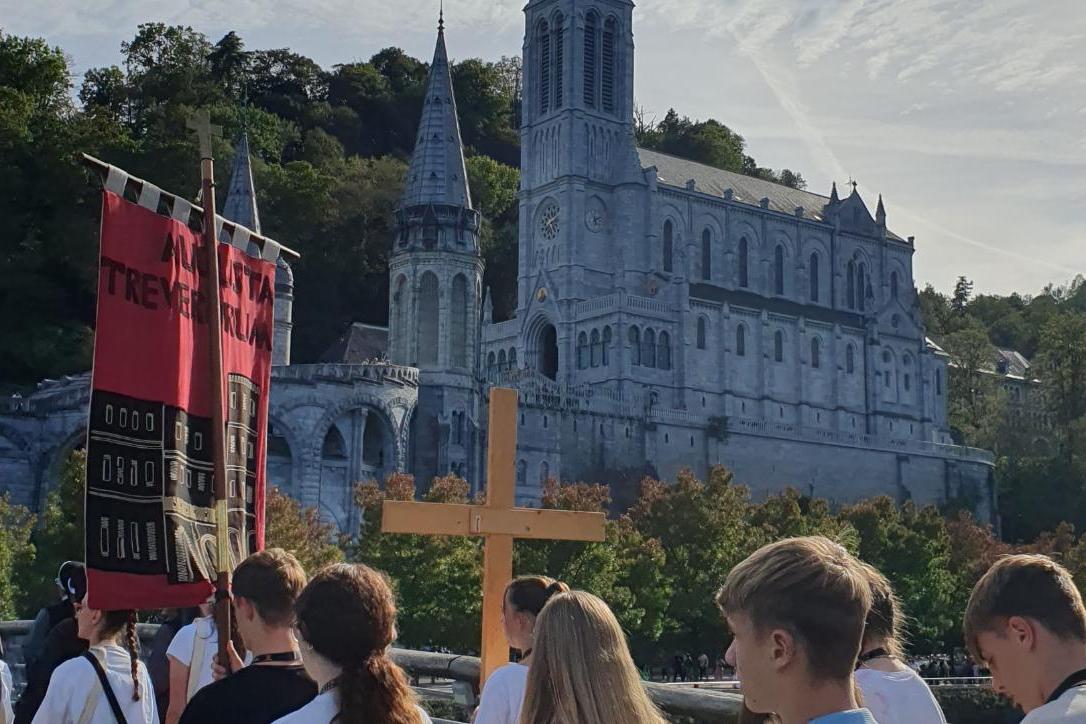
[965,554,1086,722]
[716,536,876,724]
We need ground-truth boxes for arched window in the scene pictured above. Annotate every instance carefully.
[393,275,408,359]
[858,263,867,312]
[774,244,785,295]
[904,373,911,392]
[602,326,612,365]
[517,460,527,486]
[774,331,784,363]
[847,260,856,309]
[553,14,565,109]
[736,324,746,357]
[487,351,496,372]
[498,348,507,370]
[846,344,855,374]
[702,228,712,280]
[663,220,673,272]
[509,348,517,369]
[811,337,821,369]
[936,369,943,395]
[809,253,819,302]
[629,326,641,366]
[539,461,550,485]
[642,328,656,369]
[452,411,462,445]
[658,331,671,370]
[696,317,707,349]
[583,12,598,108]
[590,329,601,367]
[451,275,467,368]
[577,331,588,369]
[322,425,347,459]
[602,18,616,113]
[538,20,551,115]
[417,272,439,365]
[738,237,749,288]
[891,271,899,299]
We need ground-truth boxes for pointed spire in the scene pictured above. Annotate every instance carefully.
[829,181,839,204]
[438,0,444,33]
[221,132,261,234]
[400,15,472,210]
[876,194,886,226]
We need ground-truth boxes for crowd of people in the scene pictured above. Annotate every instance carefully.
[1,537,1085,723]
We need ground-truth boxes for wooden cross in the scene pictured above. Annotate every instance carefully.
[186,109,221,160]
[381,387,607,684]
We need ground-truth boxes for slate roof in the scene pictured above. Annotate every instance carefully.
[637,147,907,242]
[320,323,390,363]
[401,22,473,210]
[221,132,261,234]
[996,349,1032,378]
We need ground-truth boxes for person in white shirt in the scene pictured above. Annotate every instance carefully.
[32,596,157,724]
[273,563,432,724]
[854,564,947,724]
[965,554,1086,723]
[164,600,216,724]
[473,576,569,724]
[1,658,14,724]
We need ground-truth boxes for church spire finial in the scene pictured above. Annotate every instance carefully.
[438,0,444,33]
[829,181,840,204]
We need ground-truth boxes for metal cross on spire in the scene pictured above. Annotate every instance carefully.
[847,176,859,194]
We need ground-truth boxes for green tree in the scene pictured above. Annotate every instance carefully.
[951,276,974,316]
[18,450,85,615]
[0,494,36,619]
[264,486,344,573]
[1036,313,1086,463]
[351,473,483,652]
[839,497,959,652]
[943,320,1006,449]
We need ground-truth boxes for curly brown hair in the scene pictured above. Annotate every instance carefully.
[295,563,421,724]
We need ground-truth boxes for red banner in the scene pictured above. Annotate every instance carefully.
[85,191,273,610]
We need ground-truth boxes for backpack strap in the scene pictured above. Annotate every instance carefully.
[186,618,211,701]
[80,651,129,724]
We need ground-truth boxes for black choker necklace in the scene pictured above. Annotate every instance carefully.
[251,651,300,665]
[856,647,890,669]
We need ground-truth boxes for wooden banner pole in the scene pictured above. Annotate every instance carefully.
[187,110,233,673]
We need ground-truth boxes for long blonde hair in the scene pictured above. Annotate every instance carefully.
[519,591,666,724]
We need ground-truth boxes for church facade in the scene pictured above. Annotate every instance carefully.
[0,0,995,529]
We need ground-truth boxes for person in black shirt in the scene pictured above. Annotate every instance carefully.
[14,565,89,724]
[179,550,315,724]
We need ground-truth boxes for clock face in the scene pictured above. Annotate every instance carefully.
[585,200,607,232]
[539,204,560,240]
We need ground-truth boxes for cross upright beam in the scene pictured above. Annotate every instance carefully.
[381,387,606,685]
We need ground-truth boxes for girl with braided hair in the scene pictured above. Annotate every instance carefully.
[33,596,156,723]
[273,563,432,724]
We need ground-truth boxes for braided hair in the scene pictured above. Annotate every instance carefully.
[100,609,141,701]
[295,564,421,724]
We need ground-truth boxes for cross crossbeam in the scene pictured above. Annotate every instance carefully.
[380,387,606,684]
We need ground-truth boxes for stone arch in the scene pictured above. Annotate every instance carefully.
[266,414,304,497]
[39,423,87,512]
[526,315,559,380]
[392,274,409,360]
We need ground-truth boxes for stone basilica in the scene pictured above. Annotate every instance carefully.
[0,0,995,530]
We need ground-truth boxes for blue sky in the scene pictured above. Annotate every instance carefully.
[5,0,1084,296]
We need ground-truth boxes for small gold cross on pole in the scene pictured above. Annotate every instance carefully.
[186,109,222,160]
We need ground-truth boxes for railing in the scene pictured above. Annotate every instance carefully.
[1,620,743,723]
[272,362,420,387]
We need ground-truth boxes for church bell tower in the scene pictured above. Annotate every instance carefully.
[389,11,483,487]
[517,0,642,378]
